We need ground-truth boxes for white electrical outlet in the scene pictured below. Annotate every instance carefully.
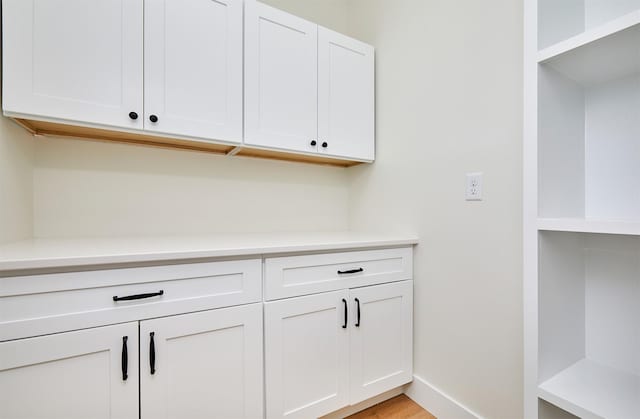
[466,172,483,201]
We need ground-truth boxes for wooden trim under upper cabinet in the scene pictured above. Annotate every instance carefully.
[14,118,365,167]
[15,118,235,155]
[234,147,361,167]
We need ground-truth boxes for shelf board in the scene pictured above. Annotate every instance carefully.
[538,10,640,85]
[538,359,640,419]
[538,218,640,236]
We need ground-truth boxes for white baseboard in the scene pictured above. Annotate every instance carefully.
[406,375,483,419]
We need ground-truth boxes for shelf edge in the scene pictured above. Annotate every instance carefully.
[537,218,640,236]
[537,387,603,419]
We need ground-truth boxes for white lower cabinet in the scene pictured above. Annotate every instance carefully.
[140,304,264,419]
[0,322,140,419]
[0,248,413,419]
[349,281,413,405]
[265,291,350,419]
[265,280,414,419]
[0,305,263,419]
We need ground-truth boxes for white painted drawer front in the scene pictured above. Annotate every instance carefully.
[0,259,261,342]
[264,247,412,300]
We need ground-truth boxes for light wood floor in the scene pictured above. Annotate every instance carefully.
[346,395,436,419]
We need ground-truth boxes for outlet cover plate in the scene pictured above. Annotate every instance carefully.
[466,172,483,201]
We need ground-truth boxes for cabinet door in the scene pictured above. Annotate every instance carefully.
[349,280,413,404]
[2,0,143,130]
[0,323,139,419]
[144,0,242,142]
[244,0,318,153]
[265,291,349,419]
[318,27,375,161]
[140,304,263,419]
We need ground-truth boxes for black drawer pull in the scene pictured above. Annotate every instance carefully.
[337,268,364,275]
[121,336,128,381]
[113,290,164,302]
[150,332,156,375]
[355,298,361,327]
[342,299,348,329]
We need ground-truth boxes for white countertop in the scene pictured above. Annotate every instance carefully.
[0,232,418,272]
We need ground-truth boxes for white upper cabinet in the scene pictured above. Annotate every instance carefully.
[318,27,375,161]
[244,1,375,161]
[2,0,375,164]
[144,0,243,142]
[244,0,319,153]
[2,0,144,130]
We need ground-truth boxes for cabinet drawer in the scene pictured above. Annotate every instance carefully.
[264,247,412,300]
[0,259,261,342]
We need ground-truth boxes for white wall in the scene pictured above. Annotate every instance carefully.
[0,59,35,244]
[261,0,348,32]
[584,0,640,28]
[345,1,524,418]
[33,137,348,238]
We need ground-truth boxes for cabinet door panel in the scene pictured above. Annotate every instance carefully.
[140,304,263,419]
[349,280,413,404]
[144,0,242,142]
[265,291,349,419]
[2,0,143,129]
[318,27,375,161]
[244,0,318,153]
[0,323,139,419]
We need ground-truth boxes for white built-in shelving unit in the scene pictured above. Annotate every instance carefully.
[525,1,640,418]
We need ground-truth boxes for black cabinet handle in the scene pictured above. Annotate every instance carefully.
[342,299,348,329]
[121,336,128,381]
[337,268,364,275]
[113,290,164,302]
[129,112,138,120]
[355,298,361,327]
[149,114,158,123]
[150,332,156,375]
[321,142,328,148]
[310,140,317,146]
